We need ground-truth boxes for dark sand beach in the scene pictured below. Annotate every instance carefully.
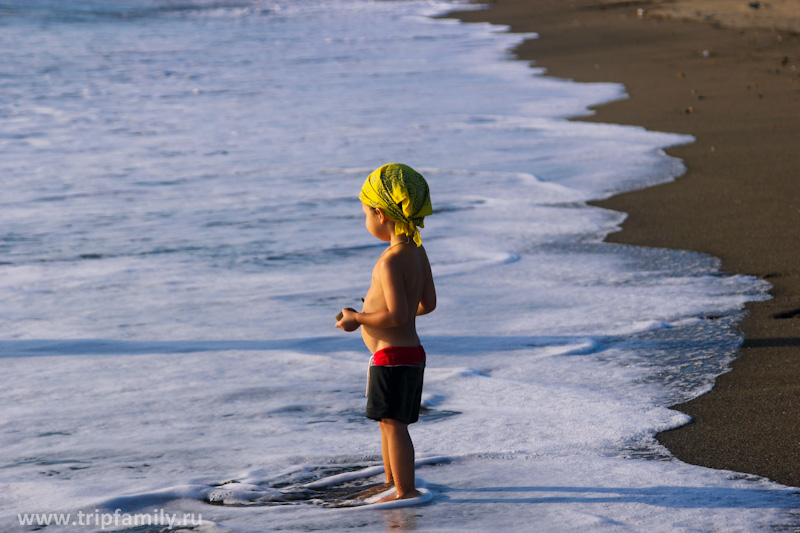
[448,0,800,487]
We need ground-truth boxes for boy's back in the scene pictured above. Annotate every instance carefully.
[361,243,435,355]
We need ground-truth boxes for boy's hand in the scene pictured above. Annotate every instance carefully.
[335,308,360,332]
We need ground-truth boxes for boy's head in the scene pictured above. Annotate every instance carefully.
[359,163,432,246]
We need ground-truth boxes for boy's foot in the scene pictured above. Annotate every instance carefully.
[376,489,421,503]
[350,481,394,501]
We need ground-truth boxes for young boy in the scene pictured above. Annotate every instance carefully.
[335,163,436,503]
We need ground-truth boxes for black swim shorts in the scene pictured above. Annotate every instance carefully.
[365,364,425,424]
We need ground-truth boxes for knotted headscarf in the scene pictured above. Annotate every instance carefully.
[359,163,432,246]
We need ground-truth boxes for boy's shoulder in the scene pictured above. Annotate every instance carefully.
[377,244,429,274]
[381,243,427,262]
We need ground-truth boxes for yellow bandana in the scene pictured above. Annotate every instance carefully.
[359,163,432,246]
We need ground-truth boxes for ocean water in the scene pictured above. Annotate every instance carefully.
[1,0,798,531]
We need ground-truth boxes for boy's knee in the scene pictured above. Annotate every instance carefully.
[380,418,408,430]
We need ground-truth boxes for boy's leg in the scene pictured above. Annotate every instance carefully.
[378,418,420,501]
[379,420,394,485]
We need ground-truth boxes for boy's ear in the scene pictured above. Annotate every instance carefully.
[374,207,387,223]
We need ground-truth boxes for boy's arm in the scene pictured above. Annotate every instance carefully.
[352,256,409,329]
[417,259,436,316]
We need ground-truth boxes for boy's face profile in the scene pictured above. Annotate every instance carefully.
[362,202,392,242]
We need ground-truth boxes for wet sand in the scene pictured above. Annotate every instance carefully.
[448,0,800,487]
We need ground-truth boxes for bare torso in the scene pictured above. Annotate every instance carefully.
[361,243,431,354]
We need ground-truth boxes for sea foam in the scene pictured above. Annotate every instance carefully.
[0,1,792,531]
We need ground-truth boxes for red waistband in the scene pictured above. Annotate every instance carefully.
[371,345,426,366]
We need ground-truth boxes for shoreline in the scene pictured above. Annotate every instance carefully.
[447,0,800,487]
